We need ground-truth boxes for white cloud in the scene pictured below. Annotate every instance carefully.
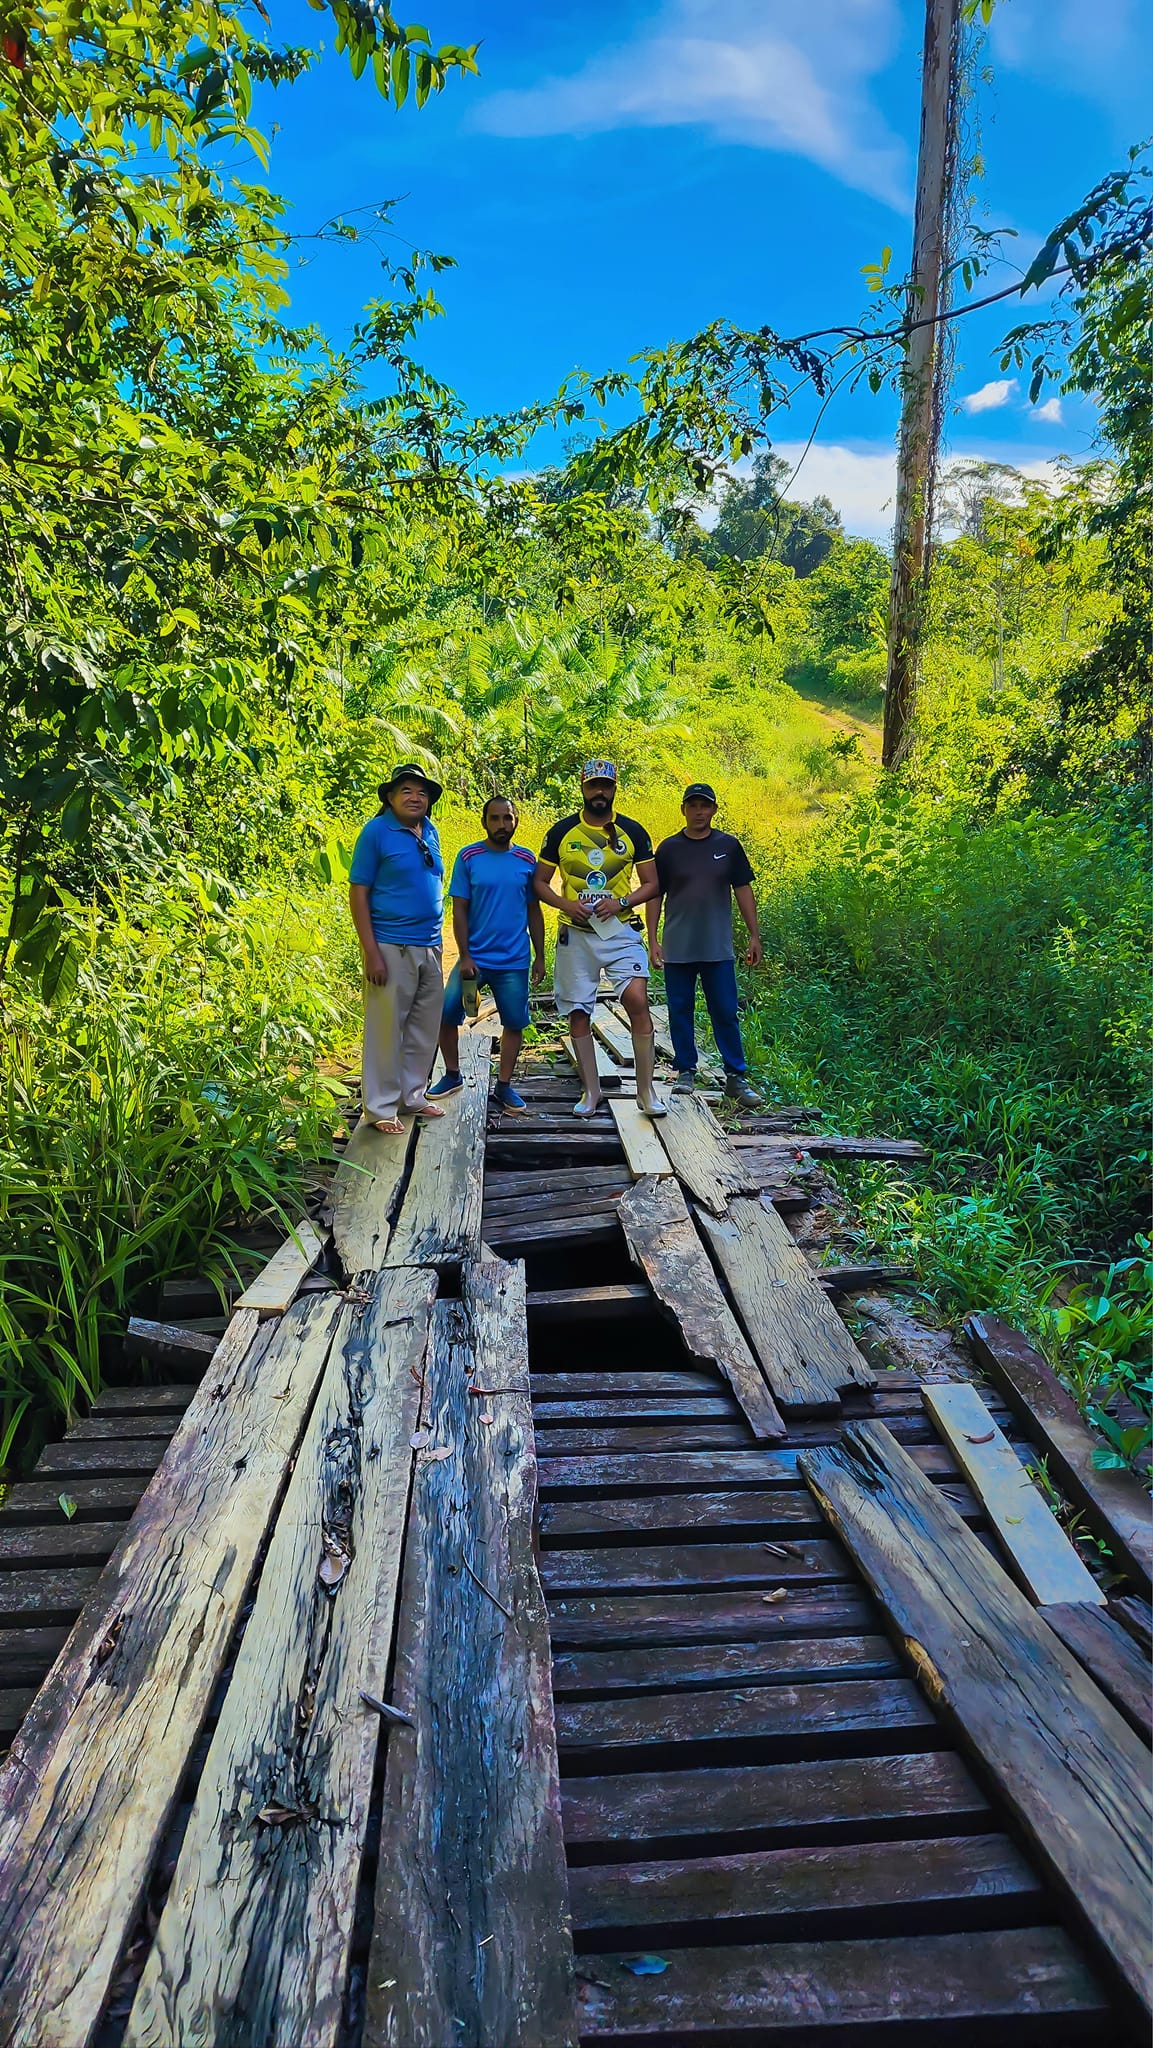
[1033,397,1063,425]
[472,0,909,209]
[717,443,1068,541]
[961,379,1017,415]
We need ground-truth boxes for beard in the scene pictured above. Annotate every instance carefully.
[584,794,612,816]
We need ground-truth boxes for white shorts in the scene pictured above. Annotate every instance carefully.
[553,917,649,1016]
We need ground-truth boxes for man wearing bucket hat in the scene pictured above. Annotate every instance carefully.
[647,781,763,1109]
[535,759,667,1119]
[348,764,446,1134]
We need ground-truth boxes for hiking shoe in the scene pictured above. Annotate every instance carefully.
[492,1081,528,1115]
[428,1069,463,1097]
[671,1070,696,1095]
[724,1071,763,1109]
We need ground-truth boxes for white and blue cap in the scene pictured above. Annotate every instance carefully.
[580,757,617,784]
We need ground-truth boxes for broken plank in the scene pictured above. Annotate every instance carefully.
[126,1270,434,2048]
[1039,1603,1152,1746]
[608,1095,673,1177]
[698,1194,875,1408]
[923,1380,1105,1608]
[576,1929,1107,2040]
[618,1177,785,1444]
[965,1311,1153,1601]
[800,1420,1152,2020]
[123,1318,218,1373]
[330,1118,414,1273]
[386,1032,489,1270]
[589,1004,635,1067]
[367,1265,577,2048]
[732,1132,929,1160]
[655,1095,760,1216]
[234,1218,328,1317]
[0,1301,341,2048]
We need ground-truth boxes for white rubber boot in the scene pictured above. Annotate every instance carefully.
[634,1030,667,1118]
[570,1031,603,1118]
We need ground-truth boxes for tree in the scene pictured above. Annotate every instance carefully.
[709,452,844,576]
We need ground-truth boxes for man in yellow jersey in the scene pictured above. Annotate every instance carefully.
[535,758,667,1119]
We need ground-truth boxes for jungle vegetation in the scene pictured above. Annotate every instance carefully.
[0,1,1149,1472]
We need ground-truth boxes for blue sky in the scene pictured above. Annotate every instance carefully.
[252,0,1147,535]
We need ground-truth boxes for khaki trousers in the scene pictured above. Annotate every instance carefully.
[362,944,444,1121]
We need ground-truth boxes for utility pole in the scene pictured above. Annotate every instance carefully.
[882,0,962,769]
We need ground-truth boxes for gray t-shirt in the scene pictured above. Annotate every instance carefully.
[655,830,754,963]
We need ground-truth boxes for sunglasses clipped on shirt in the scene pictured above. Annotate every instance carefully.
[416,838,437,869]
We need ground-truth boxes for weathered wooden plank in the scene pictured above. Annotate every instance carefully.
[535,1414,962,1457]
[92,1384,194,1415]
[67,1413,175,1440]
[698,1194,876,1408]
[0,1689,35,1737]
[123,1318,218,1371]
[608,1094,674,1177]
[330,1118,414,1273]
[539,1537,849,1597]
[1110,1593,1153,1655]
[618,1177,785,1444]
[234,1218,328,1316]
[557,1677,936,1761]
[575,1928,1108,2038]
[537,1442,966,1497]
[0,1567,101,1626]
[551,1633,902,1699]
[655,1095,760,1216]
[0,1627,69,1686]
[484,1165,631,1200]
[645,999,715,1077]
[367,1266,577,2048]
[0,1301,341,2048]
[1039,1602,1152,1746]
[567,1833,1042,1942]
[531,1369,719,1398]
[732,1131,929,1160]
[0,1477,148,1524]
[126,1269,434,2048]
[589,1004,636,1067]
[547,1587,878,1651]
[966,1310,1153,1600]
[539,1479,982,1545]
[800,1421,1153,2019]
[482,1185,627,1221]
[562,1750,991,1854]
[386,1033,489,1270]
[0,1522,124,1570]
[532,1394,737,1423]
[527,1283,653,1323]
[817,1263,917,1292]
[483,1212,621,1256]
[923,1380,1106,1608]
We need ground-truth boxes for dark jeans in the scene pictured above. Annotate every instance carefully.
[664,958,746,1075]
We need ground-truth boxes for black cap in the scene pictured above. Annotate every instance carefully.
[683,782,718,803]
[380,762,443,806]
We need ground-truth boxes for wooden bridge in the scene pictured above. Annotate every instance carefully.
[1,1008,1150,2047]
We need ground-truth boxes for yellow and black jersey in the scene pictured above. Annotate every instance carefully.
[539,812,654,923]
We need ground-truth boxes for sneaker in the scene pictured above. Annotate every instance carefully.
[427,1069,463,1097]
[492,1081,528,1115]
[671,1070,696,1095]
[724,1071,763,1109]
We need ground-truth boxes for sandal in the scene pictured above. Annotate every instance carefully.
[371,1116,405,1135]
[409,1099,446,1119]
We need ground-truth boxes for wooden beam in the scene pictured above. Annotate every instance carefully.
[526,1284,653,1322]
[800,1421,1153,2021]
[330,1117,414,1273]
[124,1318,218,1373]
[1038,1603,1151,1746]
[562,1033,633,1090]
[125,1270,435,2048]
[0,1300,343,2048]
[965,1311,1153,1600]
[655,1096,760,1217]
[697,1196,875,1409]
[387,1032,489,1269]
[366,1266,578,2048]
[923,1381,1105,1608]
[609,1095,673,1177]
[618,1178,785,1444]
[235,1218,328,1316]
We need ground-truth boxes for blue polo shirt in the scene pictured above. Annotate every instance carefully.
[349,809,444,946]
[449,841,537,971]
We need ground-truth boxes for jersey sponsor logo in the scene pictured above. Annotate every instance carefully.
[584,869,608,890]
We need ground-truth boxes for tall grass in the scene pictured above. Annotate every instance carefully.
[0,877,360,1464]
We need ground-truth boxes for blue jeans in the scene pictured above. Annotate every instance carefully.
[442,962,531,1032]
[664,959,746,1075]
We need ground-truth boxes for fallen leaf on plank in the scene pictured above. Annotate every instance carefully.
[479,1411,495,1425]
[762,1587,788,1604]
[965,1430,995,1443]
[410,1428,431,1449]
[425,1444,453,1462]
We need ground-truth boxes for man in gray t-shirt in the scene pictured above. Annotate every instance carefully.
[648,782,763,1107]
